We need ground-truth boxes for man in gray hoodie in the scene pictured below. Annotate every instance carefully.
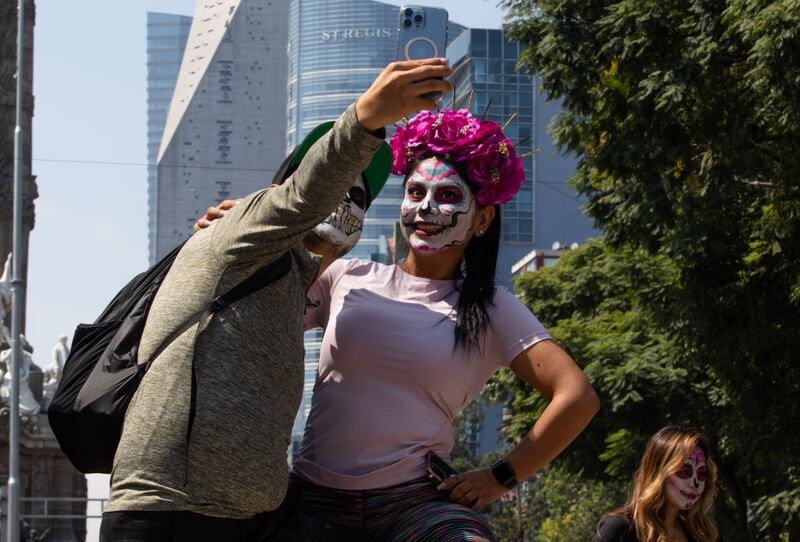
[101,58,452,541]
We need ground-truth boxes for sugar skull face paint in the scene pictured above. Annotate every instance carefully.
[311,175,366,255]
[666,447,707,511]
[400,158,476,253]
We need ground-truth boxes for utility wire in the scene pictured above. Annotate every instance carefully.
[33,157,582,187]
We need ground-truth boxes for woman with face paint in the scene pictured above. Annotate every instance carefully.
[271,108,601,542]
[593,426,719,542]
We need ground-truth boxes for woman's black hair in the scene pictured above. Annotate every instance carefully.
[404,158,501,351]
[455,201,500,351]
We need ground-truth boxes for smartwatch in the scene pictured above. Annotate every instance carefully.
[490,459,519,490]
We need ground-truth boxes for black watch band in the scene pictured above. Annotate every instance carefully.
[490,459,519,490]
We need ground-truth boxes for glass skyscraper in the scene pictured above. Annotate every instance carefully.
[146,12,192,265]
[288,0,464,261]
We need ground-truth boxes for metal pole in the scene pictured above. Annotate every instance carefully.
[6,0,27,540]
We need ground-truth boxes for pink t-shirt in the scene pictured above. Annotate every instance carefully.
[291,258,551,490]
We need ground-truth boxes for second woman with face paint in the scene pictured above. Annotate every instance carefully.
[593,426,719,542]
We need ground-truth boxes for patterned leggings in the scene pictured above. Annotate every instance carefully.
[288,473,497,542]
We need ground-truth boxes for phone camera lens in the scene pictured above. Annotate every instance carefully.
[403,18,412,28]
[414,14,423,22]
[404,8,413,16]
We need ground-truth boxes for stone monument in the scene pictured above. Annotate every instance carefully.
[42,335,68,407]
[0,336,41,415]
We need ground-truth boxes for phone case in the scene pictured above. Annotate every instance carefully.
[426,451,458,483]
[396,6,449,61]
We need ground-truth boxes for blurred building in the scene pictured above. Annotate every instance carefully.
[151,0,289,261]
[0,411,88,542]
[510,244,574,277]
[146,12,192,265]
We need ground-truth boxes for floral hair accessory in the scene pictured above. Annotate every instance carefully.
[390,109,524,206]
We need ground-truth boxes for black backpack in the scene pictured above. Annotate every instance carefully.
[48,243,292,474]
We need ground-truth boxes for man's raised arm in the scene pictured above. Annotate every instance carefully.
[208,59,452,265]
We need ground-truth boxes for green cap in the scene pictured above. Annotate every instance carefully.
[273,121,392,208]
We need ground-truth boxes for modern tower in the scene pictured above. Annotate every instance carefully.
[147,12,192,265]
[152,0,289,261]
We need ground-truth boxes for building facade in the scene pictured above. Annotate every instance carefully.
[152,0,289,261]
[146,12,192,265]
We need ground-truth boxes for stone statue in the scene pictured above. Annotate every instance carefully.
[47,334,68,382]
[0,335,42,415]
[42,334,69,405]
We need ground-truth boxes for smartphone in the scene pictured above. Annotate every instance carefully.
[396,5,448,100]
[426,451,458,484]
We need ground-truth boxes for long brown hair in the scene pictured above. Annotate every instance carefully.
[612,426,719,542]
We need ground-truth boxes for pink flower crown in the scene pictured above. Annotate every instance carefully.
[390,109,524,206]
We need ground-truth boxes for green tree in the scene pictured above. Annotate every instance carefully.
[496,1,800,538]
[486,241,698,530]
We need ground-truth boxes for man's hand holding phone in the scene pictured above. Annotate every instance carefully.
[396,6,449,101]
[355,58,452,132]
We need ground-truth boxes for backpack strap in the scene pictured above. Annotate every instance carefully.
[209,251,292,313]
[144,251,293,369]
[183,250,293,483]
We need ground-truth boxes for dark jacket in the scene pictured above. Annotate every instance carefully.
[592,514,697,542]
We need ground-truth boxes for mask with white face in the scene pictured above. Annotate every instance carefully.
[665,447,707,511]
[310,175,367,255]
[400,158,476,254]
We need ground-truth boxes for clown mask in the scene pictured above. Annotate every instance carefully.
[666,447,707,511]
[311,175,367,255]
[400,158,476,253]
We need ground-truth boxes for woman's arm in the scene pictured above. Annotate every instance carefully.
[441,339,600,510]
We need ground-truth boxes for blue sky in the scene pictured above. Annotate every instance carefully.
[28,2,507,539]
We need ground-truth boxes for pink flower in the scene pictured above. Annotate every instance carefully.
[426,109,481,154]
[469,137,524,205]
[389,109,525,206]
[390,112,438,175]
[390,125,411,175]
[448,121,503,162]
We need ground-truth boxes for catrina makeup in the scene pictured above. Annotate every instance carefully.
[665,447,707,511]
[400,158,476,253]
[311,175,367,254]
